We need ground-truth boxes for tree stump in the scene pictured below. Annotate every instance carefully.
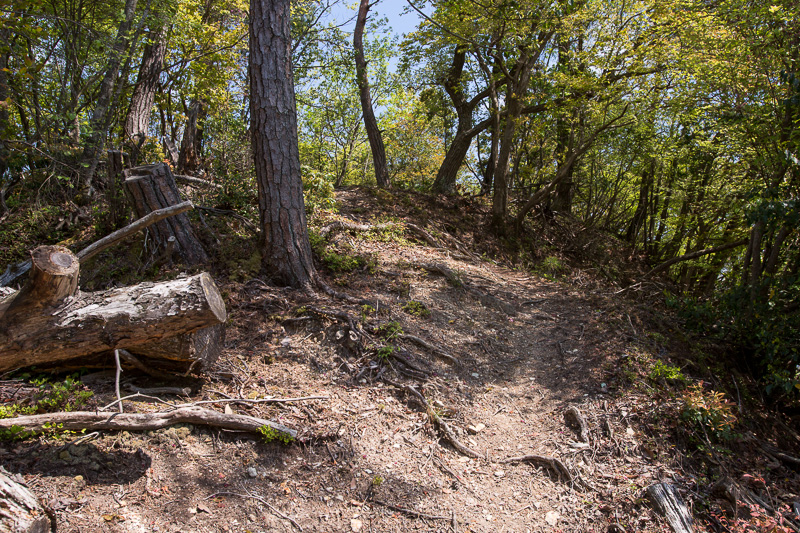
[123,163,208,265]
[0,246,226,373]
[0,467,53,533]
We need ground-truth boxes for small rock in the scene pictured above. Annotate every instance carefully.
[281,337,291,347]
[545,511,559,526]
[494,470,505,478]
[468,423,486,434]
[247,467,258,478]
[471,373,480,378]
[59,450,72,462]
[626,426,635,436]
[350,518,363,532]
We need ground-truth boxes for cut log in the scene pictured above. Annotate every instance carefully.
[127,323,225,370]
[0,467,53,533]
[646,483,694,533]
[0,246,226,373]
[123,162,208,265]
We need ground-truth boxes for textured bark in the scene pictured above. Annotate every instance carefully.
[124,21,169,166]
[249,0,316,288]
[123,163,209,265]
[178,99,202,174]
[491,50,537,229]
[79,0,139,191]
[0,267,226,372]
[106,149,128,229]
[0,467,53,533]
[354,0,390,189]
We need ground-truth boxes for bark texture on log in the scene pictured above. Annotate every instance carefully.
[0,467,53,533]
[128,323,225,370]
[123,163,209,265]
[0,246,226,373]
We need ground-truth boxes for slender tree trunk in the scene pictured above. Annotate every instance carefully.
[178,99,202,174]
[249,0,316,289]
[124,20,169,166]
[79,0,139,192]
[625,161,654,243]
[0,28,9,205]
[354,0,389,189]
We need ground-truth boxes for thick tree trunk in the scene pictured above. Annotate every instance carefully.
[0,467,53,533]
[79,0,139,191]
[124,21,169,166]
[0,247,226,373]
[354,0,390,189]
[123,163,209,265]
[249,0,317,289]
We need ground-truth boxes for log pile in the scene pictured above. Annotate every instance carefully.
[0,245,226,373]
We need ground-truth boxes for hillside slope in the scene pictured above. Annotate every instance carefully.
[1,188,798,532]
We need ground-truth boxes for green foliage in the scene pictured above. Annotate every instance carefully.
[302,167,338,214]
[0,375,94,420]
[376,345,396,360]
[534,256,566,280]
[680,382,737,443]
[649,360,686,384]
[257,425,295,445]
[402,300,430,318]
[375,321,403,340]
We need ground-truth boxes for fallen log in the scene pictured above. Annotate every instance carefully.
[0,246,226,373]
[0,467,53,533]
[0,405,296,440]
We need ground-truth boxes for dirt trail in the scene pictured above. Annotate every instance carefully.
[0,190,755,532]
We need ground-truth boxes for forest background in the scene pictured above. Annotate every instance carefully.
[0,0,797,403]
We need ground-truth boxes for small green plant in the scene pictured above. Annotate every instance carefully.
[376,321,403,340]
[681,382,737,442]
[649,360,686,384]
[402,300,430,318]
[372,475,384,486]
[534,256,566,280]
[360,304,375,321]
[0,375,94,420]
[376,345,396,360]
[258,425,295,444]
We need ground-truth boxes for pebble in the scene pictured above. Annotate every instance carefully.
[247,467,258,478]
[471,373,480,378]
[350,518,363,532]
[468,423,486,434]
[545,511,559,526]
[494,470,505,478]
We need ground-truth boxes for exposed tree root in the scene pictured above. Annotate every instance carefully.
[419,262,517,316]
[399,334,460,366]
[564,406,590,443]
[500,454,587,489]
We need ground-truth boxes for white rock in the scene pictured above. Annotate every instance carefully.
[350,518,363,532]
[467,423,486,434]
[545,511,559,526]
[494,470,505,478]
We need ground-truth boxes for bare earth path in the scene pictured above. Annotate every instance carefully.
[2,189,774,532]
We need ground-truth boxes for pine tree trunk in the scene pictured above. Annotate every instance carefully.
[249,0,316,289]
[354,0,390,189]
